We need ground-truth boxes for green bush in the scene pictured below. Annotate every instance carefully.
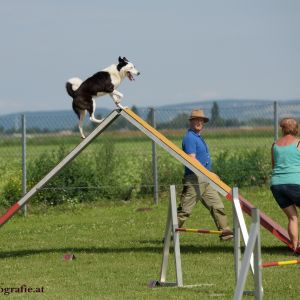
[1,173,22,207]
[212,148,271,187]
[25,141,144,204]
[1,142,146,206]
[139,153,183,195]
[1,143,272,207]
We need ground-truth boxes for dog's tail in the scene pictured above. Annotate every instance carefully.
[65,77,83,98]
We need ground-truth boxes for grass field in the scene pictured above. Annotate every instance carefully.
[0,187,299,300]
[1,127,294,299]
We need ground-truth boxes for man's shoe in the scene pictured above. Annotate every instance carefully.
[219,229,234,241]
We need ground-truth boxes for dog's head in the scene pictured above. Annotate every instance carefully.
[117,56,140,81]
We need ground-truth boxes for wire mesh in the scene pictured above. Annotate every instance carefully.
[1,101,299,205]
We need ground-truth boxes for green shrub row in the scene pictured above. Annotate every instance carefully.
[213,148,271,187]
[1,144,271,207]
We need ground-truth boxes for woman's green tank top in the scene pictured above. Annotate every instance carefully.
[271,143,300,185]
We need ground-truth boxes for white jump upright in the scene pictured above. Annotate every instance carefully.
[149,185,183,287]
[233,206,263,300]
[232,187,254,277]
[233,193,300,299]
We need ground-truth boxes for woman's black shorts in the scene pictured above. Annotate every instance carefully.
[271,184,300,209]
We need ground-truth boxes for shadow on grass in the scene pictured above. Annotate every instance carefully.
[0,239,233,259]
[0,240,292,259]
[137,239,234,254]
[0,246,161,259]
[261,245,293,255]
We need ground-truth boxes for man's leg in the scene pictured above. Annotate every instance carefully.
[177,175,200,228]
[197,175,233,239]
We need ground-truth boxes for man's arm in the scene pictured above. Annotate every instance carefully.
[188,153,197,160]
[188,153,220,179]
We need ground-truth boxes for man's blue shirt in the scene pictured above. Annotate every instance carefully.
[183,129,211,175]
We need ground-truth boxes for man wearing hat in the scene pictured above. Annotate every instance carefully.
[177,109,233,240]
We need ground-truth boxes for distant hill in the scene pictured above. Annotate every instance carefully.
[1,99,300,131]
[142,99,300,123]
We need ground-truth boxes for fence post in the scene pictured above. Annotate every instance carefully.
[21,114,27,216]
[274,101,278,141]
[150,107,159,205]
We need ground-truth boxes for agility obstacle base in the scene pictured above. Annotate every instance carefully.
[233,196,300,300]
[233,206,262,300]
[150,186,255,289]
[233,212,300,300]
[0,106,292,250]
[150,185,183,287]
[152,185,298,298]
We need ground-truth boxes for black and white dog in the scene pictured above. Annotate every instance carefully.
[66,56,140,138]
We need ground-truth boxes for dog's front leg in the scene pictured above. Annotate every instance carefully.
[110,93,122,105]
[112,90,124,98]
[110,90,124,104]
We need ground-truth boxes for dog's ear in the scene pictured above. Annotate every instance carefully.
[123,57,129,62]
[118,56,123,63]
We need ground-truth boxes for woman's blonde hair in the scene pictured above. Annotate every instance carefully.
[280,117,299,135]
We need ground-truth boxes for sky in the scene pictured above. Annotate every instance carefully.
[0,0,299,116]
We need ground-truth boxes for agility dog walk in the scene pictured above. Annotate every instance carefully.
[0,107,293,250]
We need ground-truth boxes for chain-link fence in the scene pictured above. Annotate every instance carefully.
[0,101,299,206]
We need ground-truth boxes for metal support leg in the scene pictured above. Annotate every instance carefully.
[253,212,263,300]
[159,199,173,283]
[233,189,241,283]
[233,187,254,275]
[170,185,183,287]
[149,185,183,288]
[233,208,262,300]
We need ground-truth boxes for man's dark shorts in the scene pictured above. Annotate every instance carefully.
[271,184,300,209]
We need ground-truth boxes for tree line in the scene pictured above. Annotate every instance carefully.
[0,102,273,134]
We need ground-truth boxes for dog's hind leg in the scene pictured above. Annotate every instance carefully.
[89,98,103,123]
[79,110,86,139]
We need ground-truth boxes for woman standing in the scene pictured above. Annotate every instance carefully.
[271,117,300,254]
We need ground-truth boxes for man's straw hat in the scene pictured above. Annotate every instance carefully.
[189,109,209,123]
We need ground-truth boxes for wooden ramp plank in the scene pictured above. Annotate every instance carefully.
[0,110,120,227]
